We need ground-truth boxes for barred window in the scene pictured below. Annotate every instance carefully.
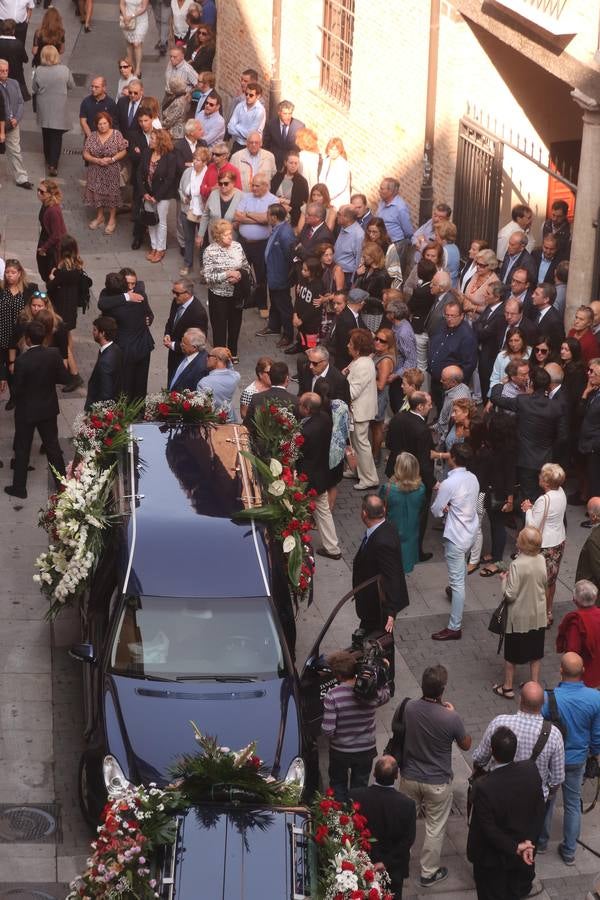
[319,0,355,108]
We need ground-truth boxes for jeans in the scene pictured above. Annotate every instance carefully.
[444,537,469,631]
[539,762,586,858]
[328,747,376,803]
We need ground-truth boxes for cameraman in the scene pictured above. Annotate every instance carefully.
[322,649,390,802]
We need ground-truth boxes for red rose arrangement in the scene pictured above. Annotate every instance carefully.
[144,388,229,424]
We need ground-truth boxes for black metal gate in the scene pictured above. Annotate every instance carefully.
[454,118,503,254]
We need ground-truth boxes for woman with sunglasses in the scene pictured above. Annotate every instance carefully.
[36,179,66,284]
[239,356,272,421]
[137,128,178,262]
[117,59,136,97]
[0,261,38,409]
[370,327,396,463]
[530,336,559,370]
[189,24,216,73]
[196,171,242,244]
[464,248,500,317]
[200,143,242,199]
[12,291,68,365]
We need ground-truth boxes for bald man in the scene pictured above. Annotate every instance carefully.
[434,365,471,443]
[538,653,600,864]
[576,497,600,584]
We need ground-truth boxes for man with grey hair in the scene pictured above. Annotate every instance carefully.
[475,279,506,401]
[376,177,413,243]
[577,498,600,583]
[0,58,31,187]
[334,205,364,289]
[297,392,341,560]
[434,365,471,443]
[498,230,536,285]
[165,46,197,93]
[296,202,335,258]
[168,327,208,390]
[297,344,350,402]
[230,131,276,192]
[163,279,208,382]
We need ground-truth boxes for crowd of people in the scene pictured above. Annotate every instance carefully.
[0,2,600,898]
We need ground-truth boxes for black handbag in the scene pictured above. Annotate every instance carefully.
[232,268,255,310]
[488,597,508,653]
[137,201,159,227]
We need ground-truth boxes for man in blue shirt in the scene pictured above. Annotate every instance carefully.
[428,300,478,411]
[538,652,600,865]
[333,205,364,288]
[376,177,413,243]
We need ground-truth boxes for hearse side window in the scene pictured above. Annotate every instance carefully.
[109,595,285,679]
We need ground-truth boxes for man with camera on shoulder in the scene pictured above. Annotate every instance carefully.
[321,649,390,802]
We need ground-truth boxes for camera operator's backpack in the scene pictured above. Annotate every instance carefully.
[383,697,410,764]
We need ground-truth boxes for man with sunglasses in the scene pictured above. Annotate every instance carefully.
[194,90,225,148]
[116,79,144,139]
[163,279,208,383]
[228,82,266,155]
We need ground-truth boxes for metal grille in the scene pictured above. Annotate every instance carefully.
[318,0,355,108]
[0,804,59,843]
[454,119,504,253]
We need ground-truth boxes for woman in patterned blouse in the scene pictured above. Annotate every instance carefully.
[202,218,251,363]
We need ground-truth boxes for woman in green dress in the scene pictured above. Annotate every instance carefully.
[379,451,425,573]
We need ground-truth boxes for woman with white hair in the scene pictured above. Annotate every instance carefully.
[521,463,567,626]
[31,45,75,177]
[464,248,499,317]
[161,76,190,139]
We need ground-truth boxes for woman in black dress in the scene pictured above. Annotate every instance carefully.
[47,235,92,393]
[0,260,37,410]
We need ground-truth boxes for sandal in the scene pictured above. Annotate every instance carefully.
[467,563,480,575]
[104,223,116,235]
[481,555,493,564]
[89,218,104,230]
[151,250,165,263]
[492,684,515,700]
[480,565,501,577]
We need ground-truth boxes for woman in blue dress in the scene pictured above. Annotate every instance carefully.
[379,451,425,573]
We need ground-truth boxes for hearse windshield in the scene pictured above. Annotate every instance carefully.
[110,595,285,680]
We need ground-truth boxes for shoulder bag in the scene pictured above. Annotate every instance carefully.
[488,596,508,654]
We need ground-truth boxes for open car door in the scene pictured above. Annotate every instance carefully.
[298,576,381,739]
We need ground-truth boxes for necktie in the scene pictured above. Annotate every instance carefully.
[170,356,189,389]
[281,123,288,140]
[174,305,185,326]
[128,102,136,127]
[360,532,369,551]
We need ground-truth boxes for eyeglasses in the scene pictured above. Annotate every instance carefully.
[245,92,257,97]
[218,180,231,186]
[119,64,131,69]
[172,289,188,296]
[374,337,386,343]
[534,347,549,354]
[475,261,488,267]
[32,290,47,299]
[308,360,324,366]
[212,151,227,156]
[37,187,47,194]
[198,30,208,35]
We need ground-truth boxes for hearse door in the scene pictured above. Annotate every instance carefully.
[80,582,117,740]
[299,576,380,738]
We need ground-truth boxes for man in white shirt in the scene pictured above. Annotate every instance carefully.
[430,443,479,641]
[496,203,534,260]
[0,0,33,45]
[230,132,276,192]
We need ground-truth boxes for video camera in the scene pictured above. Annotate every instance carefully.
[351,628,393,701]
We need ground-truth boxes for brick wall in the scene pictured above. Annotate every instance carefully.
[216,0,585,247]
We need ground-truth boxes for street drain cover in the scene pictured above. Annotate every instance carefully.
[0,804,59,843]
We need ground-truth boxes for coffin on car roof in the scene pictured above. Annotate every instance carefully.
[125,422,269,599]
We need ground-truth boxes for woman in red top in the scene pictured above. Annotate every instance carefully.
[36,180,66,285]
[200,142,242,201]
[556,580,600,688]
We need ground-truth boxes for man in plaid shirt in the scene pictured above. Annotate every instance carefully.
[472,682,565,800]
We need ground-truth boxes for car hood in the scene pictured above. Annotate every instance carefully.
[173,806,310,900]
[104,673,300,785]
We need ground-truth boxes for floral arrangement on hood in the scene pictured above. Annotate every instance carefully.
[144,388,229,424]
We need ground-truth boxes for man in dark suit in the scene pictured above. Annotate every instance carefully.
[128,106,154,249]
[467,726,545,900]
[351,756,416,899]
[262,100,305,170]
[98,271,155,402]
[85,316,123,410]
[294,203,335,261]
[497,231,536,286]
[545,362,569,469]
[116,80,144,139]
[168,327,208,390]
[530,282,565,348]
[297,392,341,560]
[500,296,538,348]
[163,279,209,382]
[327,292,363,371]
[352,494,409,686]
[576,498,600,587]
[386,391,434,562]
[531,234,566,285]
[297,345,350,404]
[243,360,298,427]
[0,19,29,101]
[6,320,70,499]
[491,367,567,503]
[578,358,600,498]
[173,119,207,180]
[474,281,506,401]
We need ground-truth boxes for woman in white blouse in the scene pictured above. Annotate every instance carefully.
[202,218,251,363]
[320,137,351,207]
[178,145,210,276]
[345,328,379,490]
[521,463,567,626]
[171,0,195,42]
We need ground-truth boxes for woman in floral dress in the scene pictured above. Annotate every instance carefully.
[82,112,128,234]
[119,0,149,78]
